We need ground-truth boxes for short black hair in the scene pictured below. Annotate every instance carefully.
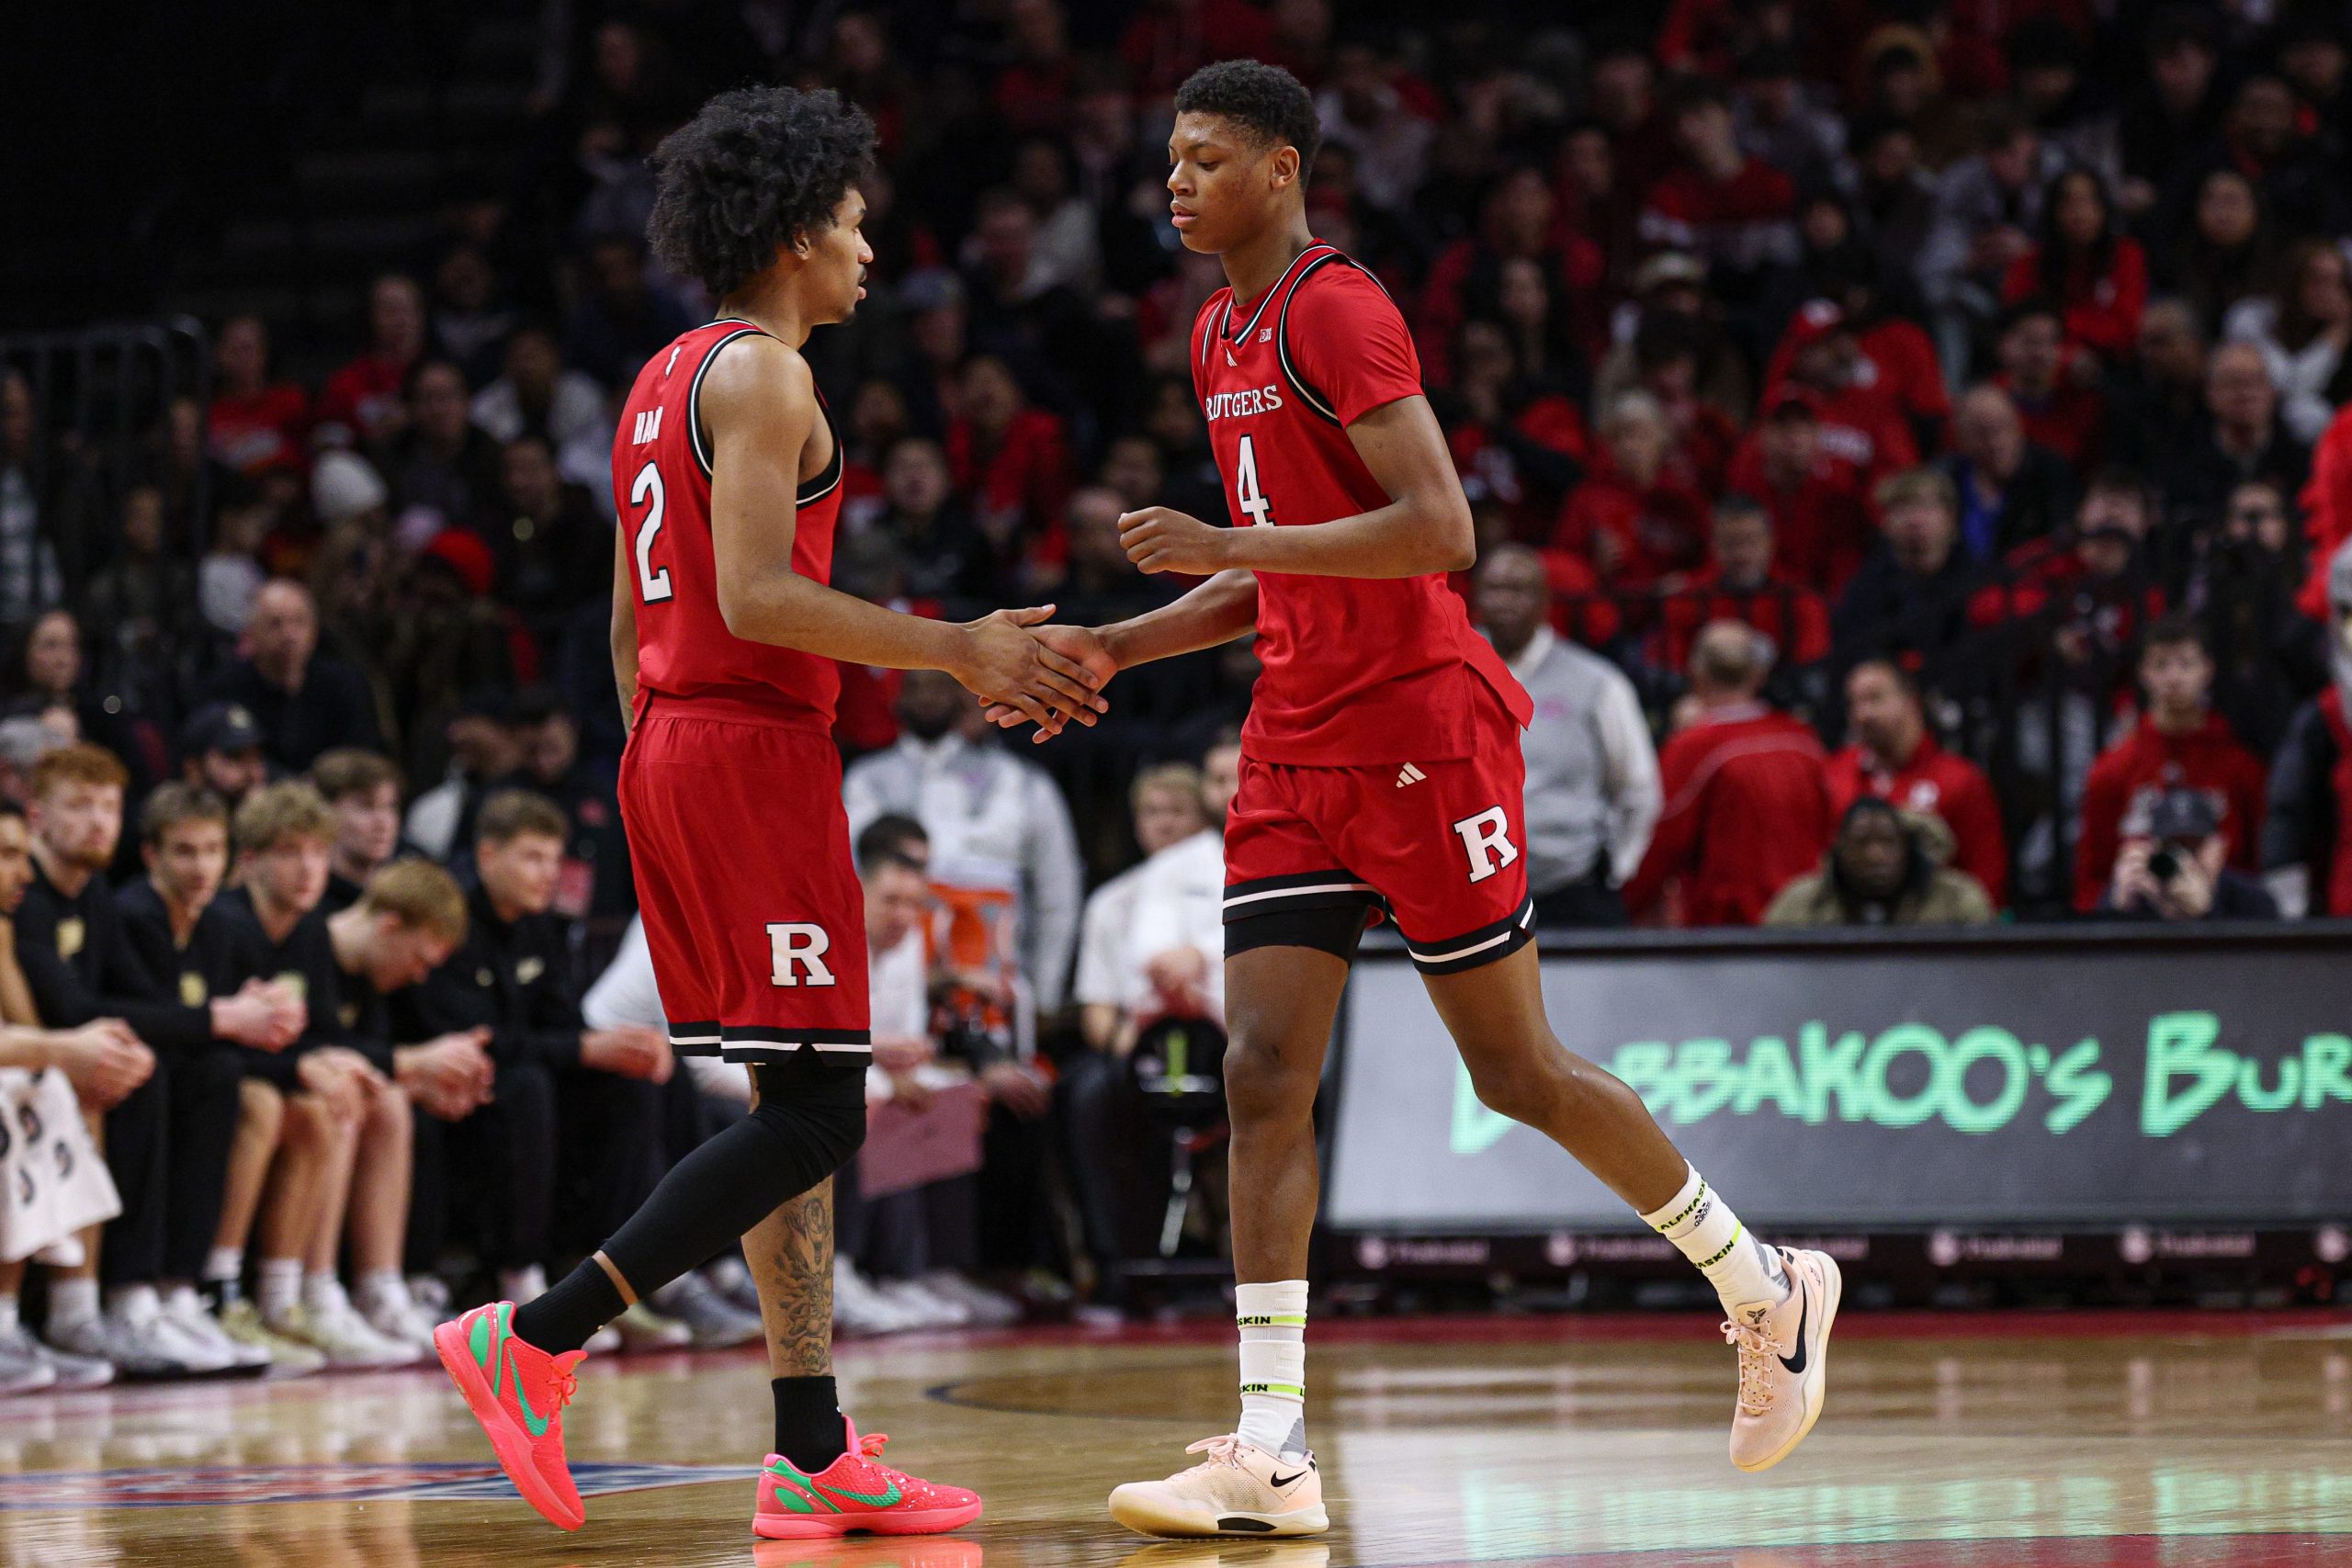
[1173,59,1320,172]
[646,86,876,299]
[855,812,929,876]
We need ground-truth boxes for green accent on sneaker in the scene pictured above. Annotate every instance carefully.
[764,1462,846,1513]
[469,1306,503,1396]
[815,1477,904,1508]
[512,1358,555,1438]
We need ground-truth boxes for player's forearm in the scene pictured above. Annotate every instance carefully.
[1099,570,1259,669]
[611,535,639,732]
[1217,493,1474,579]
[719,571,971,676]
[0,1025,57,1070]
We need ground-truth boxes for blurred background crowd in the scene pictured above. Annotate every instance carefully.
[3,0,2352,1382]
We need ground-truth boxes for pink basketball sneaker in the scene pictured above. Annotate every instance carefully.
[753,1419,984,1539]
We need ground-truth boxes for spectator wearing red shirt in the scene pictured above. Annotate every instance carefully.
[1725,389,1876,594]
[1766,301,1919,491]
[2074,615,2268,910]
[944,356,1072,580]
[1759,255,1951,455]
[1629,313,1741,492]
[1639,77,1798,286]
[2002,168,2148,362]
[1626,621,1835,926]
[2301,401,2352,621]
[1417,167,1607,385]
[1654,495,1832,673]
[1828,659,2009,904]
[1993,297,2106,469]
[1966,466,2166,648]
[1554,391,1712,589]
[316,274,426,450]
[1444,321,1589,542]
[208,316,310,479]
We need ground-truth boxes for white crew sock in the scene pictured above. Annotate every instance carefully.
[303,1272,345,1314]
[355,1269,407,1316]
[47,1278,99,1330]
[256,1259,303,1323]
[1640,1163,1788,1312]
[105,1284,161,1323]
[203,1247,243,1285]
[1235,1280,1308,1457]
[164,1283,204,1319]
[0,1292,18,1333]
[499,1265,548,1303]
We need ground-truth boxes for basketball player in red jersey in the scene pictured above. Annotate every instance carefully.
[990,62,1841,1538]
[433,86,1102,1539]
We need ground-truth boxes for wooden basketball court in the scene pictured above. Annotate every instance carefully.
[2,1311,2346,1566]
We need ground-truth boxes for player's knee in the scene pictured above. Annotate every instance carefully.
[283,1091,337,1150]
[1222,1034,1320,1124]
[747,1066,865,1173]
[367,1079,411,1143]
[1464,1050,1559,1127]
[238,1077,285,1145]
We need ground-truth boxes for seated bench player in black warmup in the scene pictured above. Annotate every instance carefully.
[11,745,302,1380]
[212,784,486,1367]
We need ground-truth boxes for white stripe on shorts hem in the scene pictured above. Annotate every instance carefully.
[1222,881,1379,911]
[1405,903,1536,966]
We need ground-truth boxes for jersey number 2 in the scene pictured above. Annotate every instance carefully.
[630,461,673,603]
[1234,433,1275,527]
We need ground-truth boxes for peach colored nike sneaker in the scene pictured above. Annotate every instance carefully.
[1108,1435,1329,1538]
[1725,1246,1842,1472]
[753,1419,984,1539]
[434,1302,587,1529]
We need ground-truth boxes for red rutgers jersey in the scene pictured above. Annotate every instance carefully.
[1191,243,1531,766]
[612,318,844,730]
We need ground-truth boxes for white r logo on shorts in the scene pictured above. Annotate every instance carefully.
[766,923,838,987]
[1452,807,1520,885]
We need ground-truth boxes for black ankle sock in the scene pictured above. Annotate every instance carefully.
[510,1262,626,1354]
[775,1376,846,1472]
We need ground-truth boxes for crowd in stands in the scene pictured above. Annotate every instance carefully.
[4,0,2352,1378]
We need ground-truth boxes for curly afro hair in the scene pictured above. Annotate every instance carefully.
[1173,59,1320,174]
[645,86,876,299]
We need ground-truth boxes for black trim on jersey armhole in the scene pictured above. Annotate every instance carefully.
[687,324,769,479]
[797,393,843,506]
[1273,250,1363,427]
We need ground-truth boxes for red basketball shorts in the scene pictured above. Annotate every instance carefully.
[618,698,869,1075]
[1222,682,1533,976]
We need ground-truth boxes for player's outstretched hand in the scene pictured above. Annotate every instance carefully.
[954,604,1110,733]
[981,623,1119,743]
[1119,507,1230,576]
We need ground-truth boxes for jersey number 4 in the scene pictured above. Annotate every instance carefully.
[630,461,673,603]
[1234,433,1276,528]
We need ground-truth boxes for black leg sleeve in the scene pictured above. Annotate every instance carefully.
[512,1066,864,1353]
